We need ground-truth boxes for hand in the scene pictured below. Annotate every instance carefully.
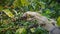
[22,11,56,31]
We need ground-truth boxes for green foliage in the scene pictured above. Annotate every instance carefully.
[15,28,27,34]
[3,9,14,18]
[0,0,14,6]
[0,6,3,11]
[57,17,60,27]
[0,0,60,34]
[34,27,48,34]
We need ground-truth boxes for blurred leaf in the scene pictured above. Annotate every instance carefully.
[15,28,27,34]
[38,2,45,9]
[34,27,48,34]
[30,28,35,33]
[5,30,12,34]
[21,0,29,6]
[57,16,60,26]
[45,9,51,14]
[0,6,3,11]
[3,9,14,18]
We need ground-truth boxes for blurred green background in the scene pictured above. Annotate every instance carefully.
[0,0,60,34]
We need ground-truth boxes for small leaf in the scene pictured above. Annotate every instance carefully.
[30,28,35,33]
[15,28,27,34]
[3,9,14,18]
[45,9,51,14]
[0,6,3,11]
[21,0,29,6]
[57,17,60,26]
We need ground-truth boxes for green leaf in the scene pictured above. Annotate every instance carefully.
[57,17,60,26]
[3,9,14,18]
[0,6,3,11]
[15,28,27,34]
[5,30,12,34]
[45,9,51,14]
[30,28,35,33]
[21,0,29,6]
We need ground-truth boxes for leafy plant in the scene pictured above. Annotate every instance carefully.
[0,0,60,34]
